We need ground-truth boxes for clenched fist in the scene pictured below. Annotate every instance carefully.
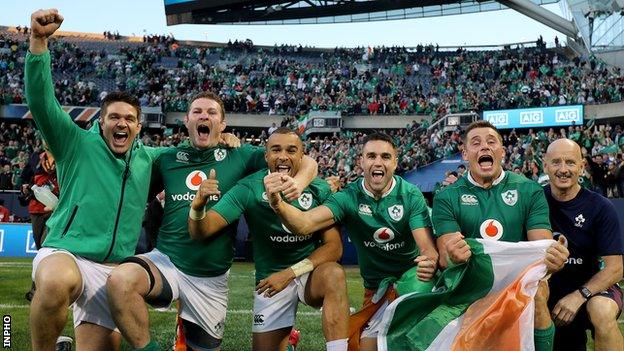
[31,9,64,39]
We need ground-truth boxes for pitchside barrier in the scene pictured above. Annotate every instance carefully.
[2,200,623,261]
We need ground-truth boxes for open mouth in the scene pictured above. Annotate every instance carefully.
[371,169,384,182]
[197,124,210,138]
[478,155,494,168]
[113,131,128,145]
[276,165,291,174]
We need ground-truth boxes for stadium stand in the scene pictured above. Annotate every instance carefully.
[1,27,624,223]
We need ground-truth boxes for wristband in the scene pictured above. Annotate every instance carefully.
[290,258,314,277]
[189,207,206,221]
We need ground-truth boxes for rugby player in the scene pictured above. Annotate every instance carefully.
[189,128,349,351]
[107,93,318,351]
[432,120,569,351]
[26,9,161,351]
[265,132,438,351]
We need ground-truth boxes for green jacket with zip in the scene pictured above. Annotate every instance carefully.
[25,51,162,263]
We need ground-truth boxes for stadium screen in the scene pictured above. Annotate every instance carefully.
[482,105,584,130]
[164,0,241,16]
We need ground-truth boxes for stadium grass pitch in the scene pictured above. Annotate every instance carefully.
[0,258,619,350]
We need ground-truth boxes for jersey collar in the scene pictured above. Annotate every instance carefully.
[466,170,506,188]
[361,176,396,199]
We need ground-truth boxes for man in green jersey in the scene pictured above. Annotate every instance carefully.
[188,128,349,351]
[265,132,438,351]
[26,9,163,351]
[106,94,318,350]
[432,120,569,351]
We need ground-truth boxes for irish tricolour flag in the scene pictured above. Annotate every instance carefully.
[378,239,552,351]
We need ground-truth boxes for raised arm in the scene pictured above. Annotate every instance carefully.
[265,172,335,236]
[26,9,80,161]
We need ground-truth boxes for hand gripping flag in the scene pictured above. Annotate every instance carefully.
[378,238,553,351]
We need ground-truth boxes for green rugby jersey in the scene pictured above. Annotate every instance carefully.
[212,170,332,283]
[432,171,551,243]
[323,176,431,290]
[154,141,265,277]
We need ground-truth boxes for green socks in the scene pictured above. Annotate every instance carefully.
[134,339,159,351]
[534,323,555,351]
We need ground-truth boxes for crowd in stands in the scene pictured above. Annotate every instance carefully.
[0,117,623,222]
[1,28,624,123]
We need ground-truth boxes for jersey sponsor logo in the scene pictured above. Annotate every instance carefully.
[170,192,219,202]
[214,148,227,162]
[460,194,478,205]
[565,257,584,265]
[176,151,189,163]
[358,204,372,216]
[574,214,585,228]
[373,227,395,244]
[363,240,406,251]
[269,234,313,243]
[253,314,264,326]
[298,193,312,210]
[185,170,207,191]
[501,190,518,206]
[388,205,404,221]
[479,219,504,240]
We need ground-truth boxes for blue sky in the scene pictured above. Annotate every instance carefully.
[1,0,566,47]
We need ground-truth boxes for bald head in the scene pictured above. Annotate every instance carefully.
[544,138,584,194]
[545,138,582,160]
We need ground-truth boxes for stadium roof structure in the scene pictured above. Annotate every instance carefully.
[164,0,559,25]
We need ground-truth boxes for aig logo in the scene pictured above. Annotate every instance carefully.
[485,113,508,126]
[555,109,580,123]
[520,111,543,125]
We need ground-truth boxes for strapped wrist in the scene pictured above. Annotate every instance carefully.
[290,258,314,277]
[189,207,206,221]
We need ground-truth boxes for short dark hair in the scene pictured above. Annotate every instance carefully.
[362,132,396,150]
[457,164,466,170]
[270,127,299,136]
[101,92,141,121]
[464,120,502,143]
[188,91,226,121]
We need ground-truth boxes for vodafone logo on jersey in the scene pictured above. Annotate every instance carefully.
[373,227,395,244]
[185,170,207,191]
[479,219,504,240]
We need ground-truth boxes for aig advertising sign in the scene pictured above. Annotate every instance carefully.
[482,105,583,129]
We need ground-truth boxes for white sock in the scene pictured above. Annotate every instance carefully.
[326,338,348,351]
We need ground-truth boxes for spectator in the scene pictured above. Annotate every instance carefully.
[0,164,13,189]
[0,199,10,222]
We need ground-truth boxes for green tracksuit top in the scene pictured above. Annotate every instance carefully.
[25,51,162,263]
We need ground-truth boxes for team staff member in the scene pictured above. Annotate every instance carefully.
[543,139,623,351]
